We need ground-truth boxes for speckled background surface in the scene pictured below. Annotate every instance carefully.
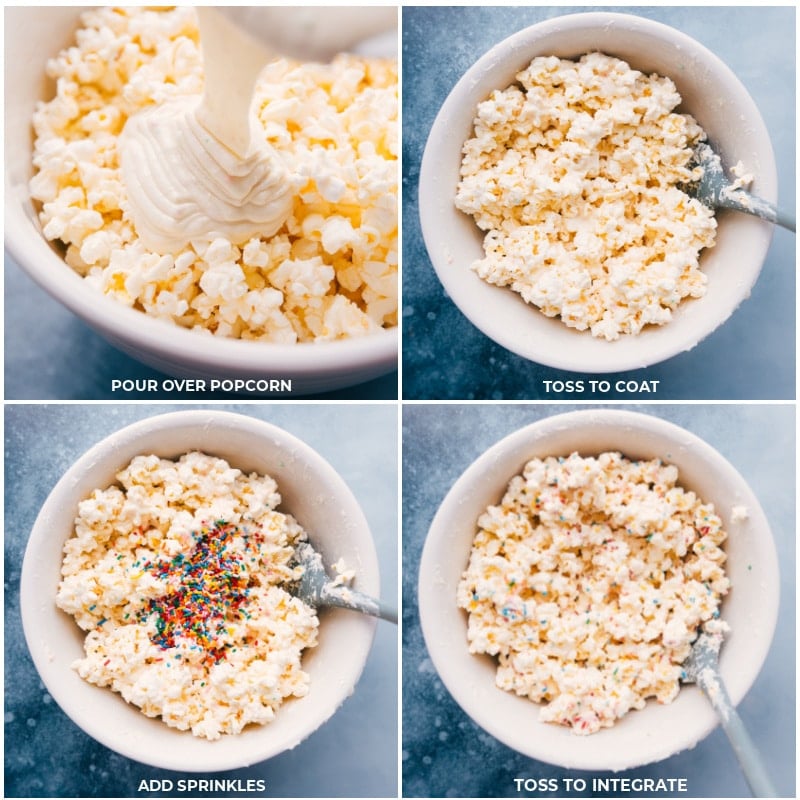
[402,6,796,400]
[402,403,795,797]
[5,404,398,798]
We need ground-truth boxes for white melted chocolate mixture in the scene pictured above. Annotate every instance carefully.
[120,10,296,253]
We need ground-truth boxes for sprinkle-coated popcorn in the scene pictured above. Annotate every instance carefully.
[457,452,730,734]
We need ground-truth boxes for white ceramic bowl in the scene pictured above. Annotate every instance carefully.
[419,12,777,372]
[20,410,379,771]
[4,7,397,395]
[418,409,779,771]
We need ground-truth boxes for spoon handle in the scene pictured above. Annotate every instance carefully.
[323,586,398,624]
[718,189,796,233]
[696,670,777,797]
[773,205,797,233]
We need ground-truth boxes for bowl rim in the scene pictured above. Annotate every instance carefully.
[418,10,777,373]
[418,408,780,771]
[19,409,380,772]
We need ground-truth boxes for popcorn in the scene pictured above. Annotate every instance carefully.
[57,452,319,740]
[30,7,397,342]
[455,53,718,341]
[457,452,730,735]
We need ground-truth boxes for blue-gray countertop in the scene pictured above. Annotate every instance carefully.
[5,404,398,798]
[402,403,795,797]
[402,6,796,400]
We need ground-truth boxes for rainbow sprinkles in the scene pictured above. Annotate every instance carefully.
[139,520,267,668]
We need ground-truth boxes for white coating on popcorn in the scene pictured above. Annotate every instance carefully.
[455,53,717,341]
[56,452,319,740]
[30,7,397,342]
[119,98,295,253]
[457,452,729,735]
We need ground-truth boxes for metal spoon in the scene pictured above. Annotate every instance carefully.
[686,142,795,232]
[682,631,776,797]
[290,540,398,624]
